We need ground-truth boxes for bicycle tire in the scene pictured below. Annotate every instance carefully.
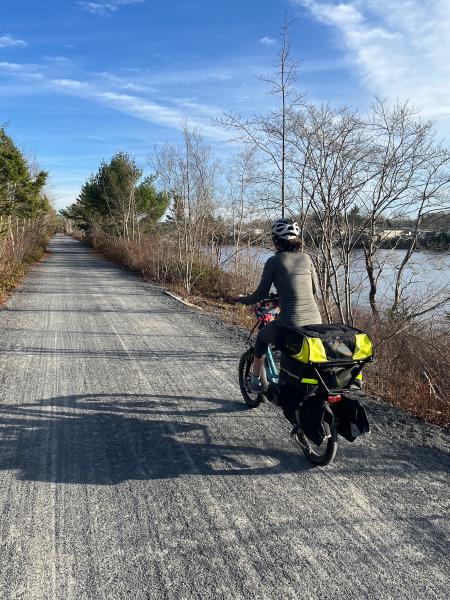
[238,348,268,408]
[295,422,338,467]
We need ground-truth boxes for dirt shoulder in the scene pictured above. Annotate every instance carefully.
[0,249,49,308]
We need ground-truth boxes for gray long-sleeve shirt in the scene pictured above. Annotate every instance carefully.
[240,251,322,327]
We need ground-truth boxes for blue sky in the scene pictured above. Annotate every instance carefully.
[1,0,449,209]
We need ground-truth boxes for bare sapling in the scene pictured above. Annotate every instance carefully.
[154,125,218,294]
[215,17,303,218]
[221,147,266,281]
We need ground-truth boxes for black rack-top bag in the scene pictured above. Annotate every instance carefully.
[276,323,373,364]
[277,323,373,393]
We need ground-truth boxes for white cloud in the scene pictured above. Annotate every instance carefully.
[43,56,71,64]
[294,0,450,118]
[0,63,229,140]
[120,82,148,92]
[0,56,263,141]
[96,90,183,125]
[0,61,38,72]
[0,34,27,48]
[93,91,228,139]
[259,36,276,46]
[79,0,145,16]
[51,78,89,89]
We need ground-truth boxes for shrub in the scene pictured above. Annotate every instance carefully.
[359,313,449,427]
[0,216,53,302]
[89,232,259,299]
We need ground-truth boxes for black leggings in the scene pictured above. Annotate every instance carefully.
[254,321,283,358]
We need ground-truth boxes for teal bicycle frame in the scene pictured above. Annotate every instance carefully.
[265,346,279,385]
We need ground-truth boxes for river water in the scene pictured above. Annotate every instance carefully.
[216,246,450,313]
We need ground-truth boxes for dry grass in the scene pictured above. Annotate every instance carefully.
[361,316,449,427]
[90,232,258,299]
[0,216,51,305]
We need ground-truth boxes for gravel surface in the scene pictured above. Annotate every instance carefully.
[0,234,448,600]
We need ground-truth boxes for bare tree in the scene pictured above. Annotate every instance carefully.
[153,125,218,294]
[222,147,261,272]
[287,103,373,323]
[280,98,450,325]
[216,17,302,217]
[359,99,450,317]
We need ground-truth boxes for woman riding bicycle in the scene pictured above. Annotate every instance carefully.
[234,218,322,393]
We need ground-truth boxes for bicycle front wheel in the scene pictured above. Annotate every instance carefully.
[238,348,268,408]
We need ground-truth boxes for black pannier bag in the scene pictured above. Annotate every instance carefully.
[278,382,302,425]
[276,324,372,443]
[279,382,369,444]
[279,352,363,393]
[278,383,334,445]
[333,396,370,442]
[298,396,334,446]
[279,353,317,391]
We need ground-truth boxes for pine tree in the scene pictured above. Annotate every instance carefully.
[0,128,49,217]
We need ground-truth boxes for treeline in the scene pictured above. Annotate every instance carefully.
[0,127,55,302]
[394,209,450,250]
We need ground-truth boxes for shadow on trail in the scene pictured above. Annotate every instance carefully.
[0,393,312,485]
[0,393,447,486]
[3,308,186,315]
[0,347,237,362]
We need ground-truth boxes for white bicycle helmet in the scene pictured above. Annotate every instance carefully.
[271,218,300,240]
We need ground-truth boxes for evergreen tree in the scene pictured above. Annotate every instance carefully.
[0,128,49,217]
[63,153,169,237]
[135,175,170,231]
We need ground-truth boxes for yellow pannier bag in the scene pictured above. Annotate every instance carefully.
[353,333,373,360]
[278,324,374,364]
[292,337,328,363]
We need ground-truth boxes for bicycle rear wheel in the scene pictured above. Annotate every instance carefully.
[238,348,268,408]
[294,422,338,467]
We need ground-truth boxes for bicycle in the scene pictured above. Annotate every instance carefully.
[238,295,372,467]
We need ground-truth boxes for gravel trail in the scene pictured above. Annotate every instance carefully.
[0,234,448,600]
